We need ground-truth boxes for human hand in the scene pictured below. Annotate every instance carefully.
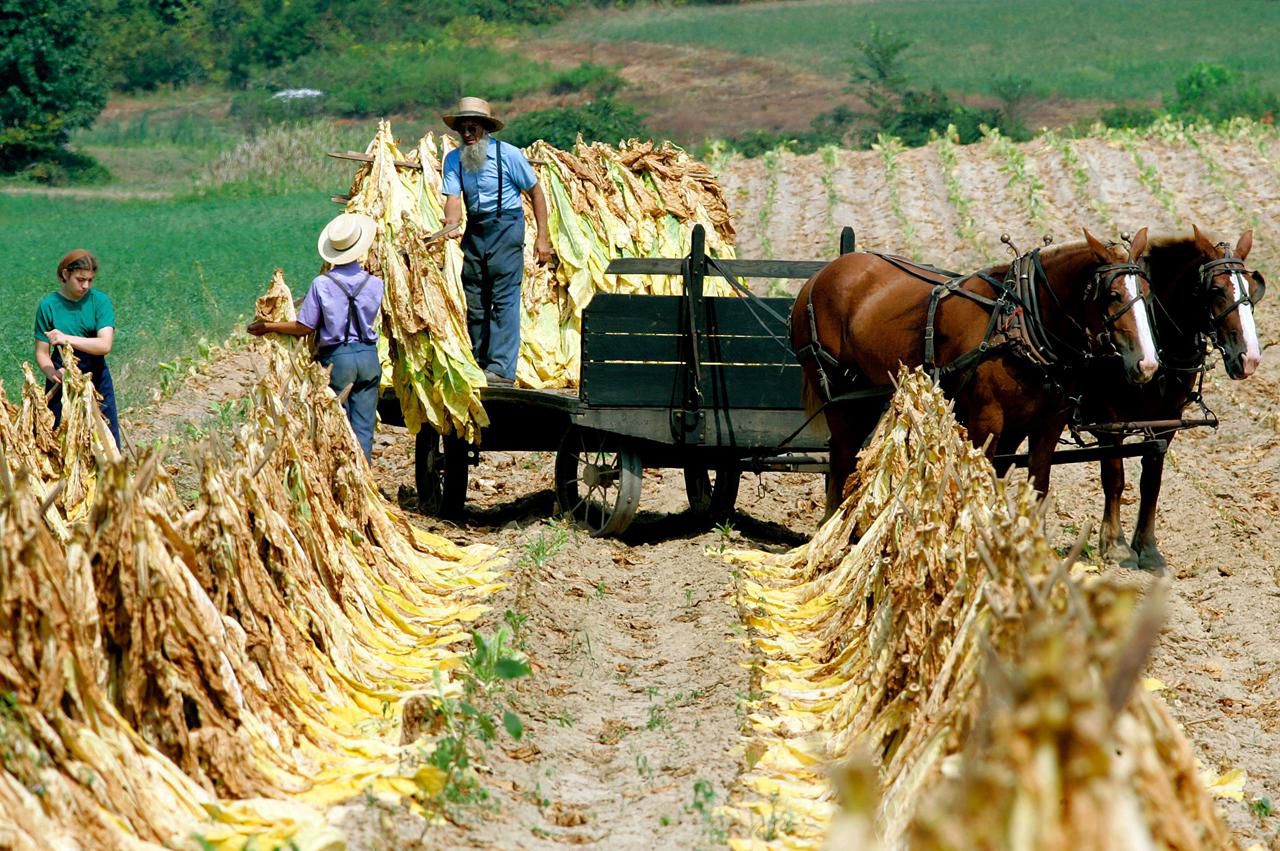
[46,329,69,347]
[47,368,64,385]
[247,320,269,337]
[535,234,553,265]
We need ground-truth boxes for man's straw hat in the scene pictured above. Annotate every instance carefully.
[318,213,376,265]
[442,97,504,132]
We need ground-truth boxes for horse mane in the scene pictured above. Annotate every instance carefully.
[1143,235,1201,281]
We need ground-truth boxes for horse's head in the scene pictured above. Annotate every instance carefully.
[1193,225,1264,379]
[1082,227,1159,384]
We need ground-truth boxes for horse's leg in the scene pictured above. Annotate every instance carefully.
[1130,436,1172,575]
[1098,441,1138,568]
[822,402,884,518]
[1024,414,1068,497]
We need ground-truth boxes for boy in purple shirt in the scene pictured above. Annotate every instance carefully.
[249,213,384,460]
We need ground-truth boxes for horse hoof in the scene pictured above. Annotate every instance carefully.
[1103,541,1138,569]
[1136,549,1169,576]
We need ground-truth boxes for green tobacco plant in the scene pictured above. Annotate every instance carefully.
[933,125,985,253]
[412,627,531,823]
[982,125,1047,229]
[874,134,922,260]
[1042,129,1115,232]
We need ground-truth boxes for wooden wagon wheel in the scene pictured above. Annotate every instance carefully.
[684,463,740,522]
[555,429,642,537]
[415,430,469,518]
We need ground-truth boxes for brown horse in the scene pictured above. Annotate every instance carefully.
[791,229,1160,515]
[1085,226,1265,573]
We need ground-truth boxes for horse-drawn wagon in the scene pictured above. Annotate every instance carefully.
[382,225,842,536]
[383,224,1199,538]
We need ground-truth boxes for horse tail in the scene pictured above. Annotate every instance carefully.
[801,368,822,419]
[790,276,825,420]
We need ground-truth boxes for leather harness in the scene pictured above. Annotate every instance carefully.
[797,250,1151,403]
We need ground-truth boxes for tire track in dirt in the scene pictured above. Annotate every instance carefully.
[341,444,810,850]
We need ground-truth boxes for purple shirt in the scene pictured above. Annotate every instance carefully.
[297,262,385,347]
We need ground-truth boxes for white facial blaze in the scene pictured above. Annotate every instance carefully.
[1124,274,1158,367]
[1230,271,1262,360]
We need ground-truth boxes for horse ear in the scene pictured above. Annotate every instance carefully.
[1192,223,1216,257]
[1083,228,1111,261]
[1127,227,1148,262]
[1235,229,1253,260]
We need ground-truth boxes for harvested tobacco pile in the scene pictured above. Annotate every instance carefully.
[0,327,504,848]
[724,369,1240,850]
[338,121,737,441]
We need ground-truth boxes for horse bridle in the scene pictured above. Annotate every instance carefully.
[1199,249,1265,330]
[1020,252,1150,365]
[1084,261,1152,356]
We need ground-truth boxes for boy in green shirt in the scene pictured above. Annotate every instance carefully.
[34,249,120,447]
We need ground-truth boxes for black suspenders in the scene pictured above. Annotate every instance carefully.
[321,272,373,343]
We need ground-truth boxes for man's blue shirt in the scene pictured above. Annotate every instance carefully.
[442,140,537,215]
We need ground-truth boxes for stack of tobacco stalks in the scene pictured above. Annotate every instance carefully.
[0,327,503,849]
[724,369,1240,851]
[337,121,736,443]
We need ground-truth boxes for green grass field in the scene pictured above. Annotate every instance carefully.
[554,0,1280,103]
[1,193,331,408]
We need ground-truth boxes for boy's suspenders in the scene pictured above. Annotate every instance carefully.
[320,272,373,343]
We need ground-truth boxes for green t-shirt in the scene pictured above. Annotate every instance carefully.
[33,289,116,344]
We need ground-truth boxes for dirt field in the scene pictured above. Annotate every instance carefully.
[123,130,1280,847]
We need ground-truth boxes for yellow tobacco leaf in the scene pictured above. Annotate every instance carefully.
[1200,767,1246,800]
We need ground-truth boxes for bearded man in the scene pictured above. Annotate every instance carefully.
[441,97,551,386]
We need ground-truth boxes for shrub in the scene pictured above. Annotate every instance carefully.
[501,98,650,149]
[19,149,111,186]
[1166,62,1280,123]
[1098,104,1161,129]
[862,87,997,147]
[550,62,624,98]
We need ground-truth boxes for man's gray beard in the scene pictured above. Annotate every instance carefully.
[460,136,489,173]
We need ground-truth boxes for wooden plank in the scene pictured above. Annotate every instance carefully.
[583,330,794,366]
[605,258,829,280]
[702,296,792,335]
[328,150,423,171]
[997,439,1168,468]
[582,362,802,409]
[708,259,829,279]
[582,294,684,334]
[572,407,826,452]
[702,363,803,410]
[604,258,686,276]
[581,294,794,337]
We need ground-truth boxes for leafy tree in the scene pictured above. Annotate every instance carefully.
[848,24,914,113]
[0,0,107,171]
